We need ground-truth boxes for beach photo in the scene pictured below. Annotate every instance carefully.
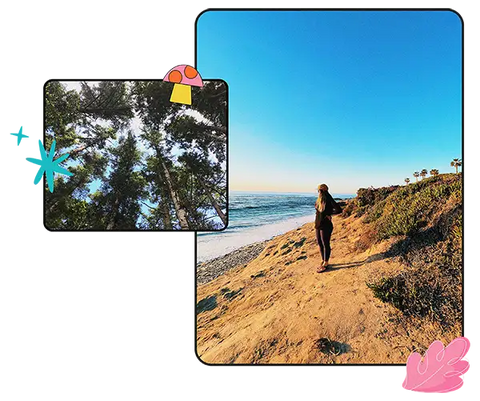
[44,79,227,231]
[195,10,463,364]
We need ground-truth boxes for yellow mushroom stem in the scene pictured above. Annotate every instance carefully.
[170,83,192,105]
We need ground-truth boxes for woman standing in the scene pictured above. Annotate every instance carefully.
[315,184,342,273]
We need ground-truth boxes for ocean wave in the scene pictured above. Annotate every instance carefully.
[197,213,314,262]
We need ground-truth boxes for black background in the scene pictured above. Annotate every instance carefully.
[2,2,473,398]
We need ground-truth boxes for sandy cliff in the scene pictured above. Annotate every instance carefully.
[196,175,462,364]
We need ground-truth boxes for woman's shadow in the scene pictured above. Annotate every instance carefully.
[325,260,366,271]
[325,252,386,272]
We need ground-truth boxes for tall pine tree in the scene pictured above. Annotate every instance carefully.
[90,132,146,229]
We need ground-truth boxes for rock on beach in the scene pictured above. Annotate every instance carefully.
[197,241,268,285]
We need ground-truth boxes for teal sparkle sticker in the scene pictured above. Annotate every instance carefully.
[23,137,73,192]
[7,123,32,149]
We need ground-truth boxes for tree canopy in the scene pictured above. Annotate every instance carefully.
[44,80,227,230]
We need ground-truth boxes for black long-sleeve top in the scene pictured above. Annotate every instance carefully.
[315,192,342,229]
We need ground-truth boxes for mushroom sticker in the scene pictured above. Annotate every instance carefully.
[163,64,203,105]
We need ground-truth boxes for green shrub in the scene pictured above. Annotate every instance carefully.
[344,185,400,218]
[356,185,399,208]
[354,205,369,217]
[365,174,463,328]
[341,200,356,217]
[367,246,462,327]
[375,179,462,240]
[356,187,376,207]
[367,276,410,312]
[363,199,388,223]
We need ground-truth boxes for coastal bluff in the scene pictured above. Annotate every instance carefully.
[196,174,462,364]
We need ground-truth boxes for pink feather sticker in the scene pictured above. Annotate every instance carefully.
[403,337,470,393]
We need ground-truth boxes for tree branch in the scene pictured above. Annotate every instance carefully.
[140,201,157,211]
[205,90,227,100]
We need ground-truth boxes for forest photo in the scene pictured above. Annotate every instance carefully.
[44,80,227,231]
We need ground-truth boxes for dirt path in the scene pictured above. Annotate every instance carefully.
[196,215,459,364]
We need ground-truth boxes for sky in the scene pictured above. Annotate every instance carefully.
[196,10,462,194]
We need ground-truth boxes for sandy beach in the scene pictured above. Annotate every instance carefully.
[197,241,268,285]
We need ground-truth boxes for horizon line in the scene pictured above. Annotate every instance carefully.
[230,189,356,195]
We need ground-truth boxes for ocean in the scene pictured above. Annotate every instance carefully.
[197,191,354,262]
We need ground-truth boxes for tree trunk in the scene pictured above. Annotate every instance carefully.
[198,176,227,227]
[184,174,201,227]
[455,166,458,174]
[106,196,120,230]
[161,198,173,230]
[158,154,189,230]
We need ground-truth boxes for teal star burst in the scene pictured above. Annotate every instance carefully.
[7,123,32,149]
[26,140,73,193]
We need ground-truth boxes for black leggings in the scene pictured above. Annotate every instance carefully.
[316,222,333,262]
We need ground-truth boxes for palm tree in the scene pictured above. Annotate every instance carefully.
[420,169,428,180]
[413,171,420,182]
[451,158,462,174]
[404,178,410,185]
[430,169,439,177]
